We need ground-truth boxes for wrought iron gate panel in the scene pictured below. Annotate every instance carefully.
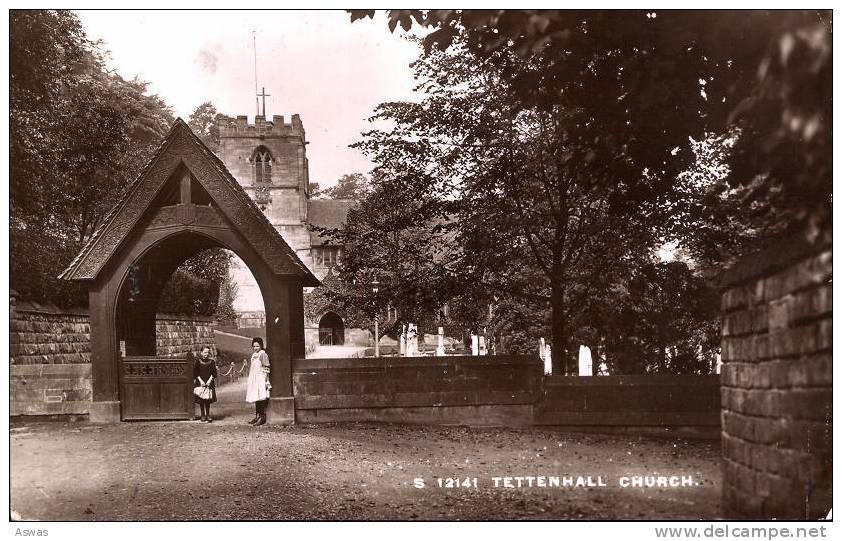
[319,328,333,345]
[120,356,192,420]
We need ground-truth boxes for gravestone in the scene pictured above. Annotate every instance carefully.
[399,324,406,356]
[578,345,593,376]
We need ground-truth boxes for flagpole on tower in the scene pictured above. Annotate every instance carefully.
[253,30,259,116]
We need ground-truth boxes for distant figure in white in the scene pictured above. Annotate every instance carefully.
[436,326,446,356]
[471,334,479,356]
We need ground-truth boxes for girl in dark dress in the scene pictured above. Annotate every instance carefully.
[193,346,218,422]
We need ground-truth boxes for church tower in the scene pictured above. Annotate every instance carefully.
[218,114,314,263]
[218,114,315,315]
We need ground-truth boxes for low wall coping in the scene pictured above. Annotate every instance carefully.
[717,230,831,288]
[10,363,92,376]
[544,374,720,386]
[13,304,217,322]
[14,301,89,316]
[294,355,541,371]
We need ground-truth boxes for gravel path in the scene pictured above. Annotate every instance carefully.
[11,390,722,521]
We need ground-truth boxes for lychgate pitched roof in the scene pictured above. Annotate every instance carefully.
[60,118,320,286]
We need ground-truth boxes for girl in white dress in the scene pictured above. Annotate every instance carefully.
[245,337,271,426]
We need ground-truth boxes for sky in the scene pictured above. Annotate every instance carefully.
[76,10,423,189]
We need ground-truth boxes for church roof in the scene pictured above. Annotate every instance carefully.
[60,118,320,286]
[307,199,356,246]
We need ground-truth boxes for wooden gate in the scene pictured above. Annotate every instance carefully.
[120,356,192,420]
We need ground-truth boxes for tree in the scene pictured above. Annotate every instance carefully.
[333,179,459,334]
[11,10,174,306]
[598,261,720,375]
[188,101,221,154]
[215,271,239,323]
[157,249,234,317]
[347,10,831,372]
[346,39,664,372]
[319,173,372,200]
[352,10,831,245]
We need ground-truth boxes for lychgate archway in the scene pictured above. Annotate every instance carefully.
[60,119,319,424]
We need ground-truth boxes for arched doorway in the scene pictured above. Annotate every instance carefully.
[60,119,319,423]
[113,231,267,420]
[318,312,345,346]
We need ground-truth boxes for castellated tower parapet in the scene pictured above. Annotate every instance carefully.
[218,112,312,266]
[218,114,306,140]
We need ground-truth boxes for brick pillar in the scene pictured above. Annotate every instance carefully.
[719,233,832,519]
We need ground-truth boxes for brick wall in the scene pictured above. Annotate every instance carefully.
[719,234,832,519]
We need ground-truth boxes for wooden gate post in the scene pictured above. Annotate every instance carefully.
[88,283,121,423]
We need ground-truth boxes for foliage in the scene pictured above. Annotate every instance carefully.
[726,18,831,241]
[318,173,372,200]
[188,101,221,154]
[303,272,375,337]
[10,10,174,306]
[215,271,239,322]
[345,10,831,373]
[341,38,669,373]
[600,261,720,375]
[157,270,219,316]
[353,9,831,242]
[157,249,233,317]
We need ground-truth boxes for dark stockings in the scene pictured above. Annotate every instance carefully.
[252,399,268,425]
[199,400,211,418]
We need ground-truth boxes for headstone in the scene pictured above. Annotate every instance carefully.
[578,345,593,376]
[436,326,445,356]
[478,335,487,356]
[544,344,552,375]
[399,324,406,356]
[540,337,552,375]
[471,334,479,356]
[406,323,418,357]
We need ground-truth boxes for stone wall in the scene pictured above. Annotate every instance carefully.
[535,375,721,432]
[155,314,216,358]
[10,301,91,366]
[304,327,371,351]
[719,234,832,519]
[10,295,217,416]
[293,355,544,426]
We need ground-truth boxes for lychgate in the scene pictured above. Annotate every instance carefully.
[60,118,319,423]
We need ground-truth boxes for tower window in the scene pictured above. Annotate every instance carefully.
[252,146,273,184]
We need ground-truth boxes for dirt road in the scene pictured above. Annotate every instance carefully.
[11,402,722,521]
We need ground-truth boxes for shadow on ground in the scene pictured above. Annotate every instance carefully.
[10,412,722,521]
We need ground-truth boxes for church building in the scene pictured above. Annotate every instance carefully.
[216,113,358,348]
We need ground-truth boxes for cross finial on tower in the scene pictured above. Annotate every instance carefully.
[257,87,271,117]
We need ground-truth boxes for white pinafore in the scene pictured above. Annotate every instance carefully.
[245,350,270,403]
